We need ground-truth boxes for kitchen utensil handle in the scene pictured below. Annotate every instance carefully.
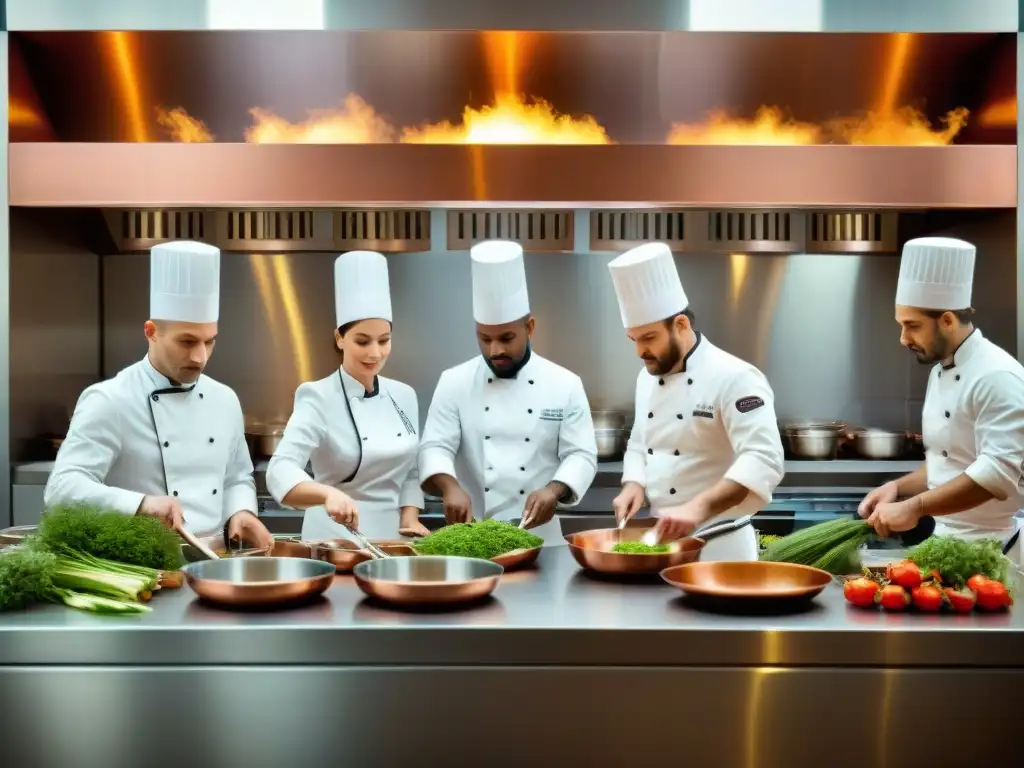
[345,525,389,559]
[177,525,220,560]
[692,514,755,542]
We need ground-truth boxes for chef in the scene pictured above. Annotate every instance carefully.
[266,250,425,541]
[859,237,1024,564]
[418,240,598,545]
[44,240,272,548]
[608,242,785,560]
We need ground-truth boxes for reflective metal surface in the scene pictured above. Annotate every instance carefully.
[8,144,1017,209]
[0,33,9,526]
[353,555,504,605]
[660,561,832,600]
[182,556,336,607]
[181,534,314,563]
[566,526,705,575]
[5,0,1018,32]
[312,538,417,572]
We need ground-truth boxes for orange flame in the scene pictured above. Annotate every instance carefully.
[243,95,397,144]
[156,106,214,143]
[977,96,1016,128]
[827,106,968,146]
[400,92,611,145]
[667,106,821,146]
[8,98,44,128]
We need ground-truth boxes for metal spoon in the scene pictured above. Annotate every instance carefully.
[642,514,755,546]
[344,524,391,560]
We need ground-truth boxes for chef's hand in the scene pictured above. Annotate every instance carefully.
[324,487,360,530]
[137,495,184,530]
[653,500,709,542]
[442,484,473,524]
[868,497,923,538]
[613,482,645,526]
[858,481,898,519]
[522,486,560,529]
[226,511,274,550]
[398,507,430,538]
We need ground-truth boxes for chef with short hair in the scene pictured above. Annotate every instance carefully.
[859,237,1024,563]
[608,242,784,560]
[418,240,598,545]
[44,241,272,548]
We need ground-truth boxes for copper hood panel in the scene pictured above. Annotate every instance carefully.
[8,143,1016,209]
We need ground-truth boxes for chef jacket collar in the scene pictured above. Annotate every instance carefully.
[679,331,704,374]
[941,328,981,371]
[339,365,380,399]
[141,354,197,391]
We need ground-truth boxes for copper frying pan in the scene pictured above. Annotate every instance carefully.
[661,561,832,601]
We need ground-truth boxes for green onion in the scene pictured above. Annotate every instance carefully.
[760,518,874,574]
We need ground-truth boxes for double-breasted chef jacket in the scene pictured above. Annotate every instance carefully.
[920,329,1024,564]
[418,350,598,546]
[622,333,785,561]
[266,366,423,542]
[44,355,258,536]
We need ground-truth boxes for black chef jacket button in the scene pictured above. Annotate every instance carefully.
[955,375,961,381]
[945,411,950,418]
[658,379,665,386]
[647,448,654,455]
[676,413,683,420]
[528,380,534,385]
[485,435,490,440]
[687,378,693,385]
[485,487,489,492]
[488,378,493,384]
[520,466,525,471]
[670,488,677,495]
[942,451,948,457]
[163,441,169,448]
[209,437,214,443]
[648,412,654,418]
[199,393,204,399]
[397,433,402,437]
[172,490,178,497]
[485,406,490,412]
[362,436,368,441]
[525,437,530,442]
[212,489,217,495]
[519,490,525,495]
[674,449,680,456]
[528,409,533,414]
[151,394,159,402]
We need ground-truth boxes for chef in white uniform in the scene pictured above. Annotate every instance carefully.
[266,251,425,542]
[44,241,272,547]
[859,237,1024,564]
[418,240,598,545]
[608,243,785,561]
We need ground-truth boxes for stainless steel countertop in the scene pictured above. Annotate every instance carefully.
[0,546,1021,668]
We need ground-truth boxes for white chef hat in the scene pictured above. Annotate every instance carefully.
[607,242,688,328]
[471,240,530,325]
[334,250,393,328]
[895,237,976,310]
[150,240,220,324]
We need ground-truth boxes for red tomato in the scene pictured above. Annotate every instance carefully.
[967,574,990,592]
[877,585,910,611]
[844,577,880,608]
[943,587,976,613]
[975,580,1013,612]
[887,561,923,590]
[911,584,943,612]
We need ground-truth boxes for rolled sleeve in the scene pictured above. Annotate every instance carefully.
[621,371,651,487]
[719,367,785,506]
[963,370,1024,501]
[552,379,598,506]
[265,384,325,506]
[44,387,145,516]
[222,398,258,520]
[417,371,462,485]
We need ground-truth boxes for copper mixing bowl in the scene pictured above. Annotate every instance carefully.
[182,556,336,607]
[312,539,417,573]
[660,561,832,600]
[353,555,504,606]
[564,527,704,575]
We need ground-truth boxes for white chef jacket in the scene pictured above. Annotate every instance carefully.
[266,367,423,542]
[622,334,785,561]
[44,356,257,536]
[418,351,598,546]
[920,329,1024,564]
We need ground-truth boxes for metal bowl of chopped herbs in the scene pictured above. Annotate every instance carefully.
[411,520,544,571]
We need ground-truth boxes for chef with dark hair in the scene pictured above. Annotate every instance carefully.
[44,241,272,548]
[418,240,598,545]
[859,237,1024,563]
[608,242,784,559]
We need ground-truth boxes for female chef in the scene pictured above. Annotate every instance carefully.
[266,251,426,541]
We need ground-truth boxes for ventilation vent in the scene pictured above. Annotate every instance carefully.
[213,210,334,251]
[103,209,208,251]
[807,212,898,254]
[336,209,431,252]
[447,210,574,251]
[589,210,690,252]
[704,211,803,253]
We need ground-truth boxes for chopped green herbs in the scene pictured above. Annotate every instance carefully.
[610,541,670,555]
[412,519,542,560]
[907,536,1011,587]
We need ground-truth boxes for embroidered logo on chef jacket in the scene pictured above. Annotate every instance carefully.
[390,397,418,436]
[692,402,715,419]
[735,395,765,413]
[540,408,565,422]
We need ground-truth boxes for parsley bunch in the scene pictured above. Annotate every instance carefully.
[906,535,1011,586]
[412,519,542,560]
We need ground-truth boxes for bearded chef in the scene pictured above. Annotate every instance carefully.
[859,237,1024,564]
[609,243,785,560]
[266,250,425,541]
[418,240,598,545]
[44,241,272,548]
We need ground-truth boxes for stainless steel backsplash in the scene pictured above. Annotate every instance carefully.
[9,208,1017,459]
